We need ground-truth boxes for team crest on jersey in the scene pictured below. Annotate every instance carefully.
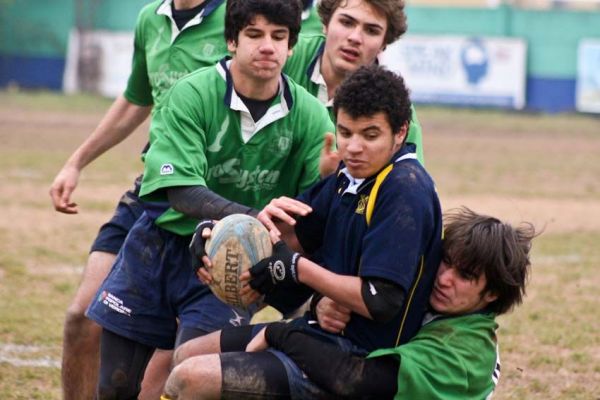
[160,163,174,175]
[201,40,226,57]
[277,136,291,152]
[355,195,369,215]
[202,42,216,56]
[264,130,293,155]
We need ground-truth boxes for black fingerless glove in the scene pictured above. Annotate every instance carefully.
[249,241,301,294]
[189,219,215,272]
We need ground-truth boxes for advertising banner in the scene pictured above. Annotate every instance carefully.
[576,39,600,113]
[63,30,134,97]
[380,35,527,109]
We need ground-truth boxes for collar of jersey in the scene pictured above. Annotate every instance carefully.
[301,8,311,21]
[216,57,293,136]
[338,144,418,195]
[157,0,224,42]
[423,306,495,327]
[306,40,332,107]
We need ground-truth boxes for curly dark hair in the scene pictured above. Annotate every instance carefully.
[225,0,303,48]
[333,65,412,133]
[318,0,407,45]
[442,207,537,315]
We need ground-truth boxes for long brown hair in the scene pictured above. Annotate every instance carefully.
[443,207,537,315]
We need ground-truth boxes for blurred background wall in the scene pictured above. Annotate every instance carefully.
[1,0,599,113]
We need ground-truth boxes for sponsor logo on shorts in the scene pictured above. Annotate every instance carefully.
[99,291,132,317]
[160,163,174,175]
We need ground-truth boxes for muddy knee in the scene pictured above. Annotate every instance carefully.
[97,368,141,400]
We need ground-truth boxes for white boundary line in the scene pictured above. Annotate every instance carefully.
[0,344,60,369]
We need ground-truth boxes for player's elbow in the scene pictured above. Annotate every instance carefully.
[361,278,406,323]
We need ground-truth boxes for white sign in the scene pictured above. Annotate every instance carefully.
[63,30,134,98]
[576,39,600,113]
[380,35,527,109]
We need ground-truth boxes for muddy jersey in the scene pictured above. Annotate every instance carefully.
[292,144,443,350]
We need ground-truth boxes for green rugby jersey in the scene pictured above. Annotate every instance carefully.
[141,59,335,235]
[124,0,228,107]
[370,312,500,399]
[285,33,425,165]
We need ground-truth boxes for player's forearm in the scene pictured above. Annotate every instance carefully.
[167,186,258,220]
[297,258,372,319]
[64,95,151,170]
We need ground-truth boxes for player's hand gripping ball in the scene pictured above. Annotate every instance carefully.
[202,214,272,309]
[189,219,216,273]
[249,241,301,294]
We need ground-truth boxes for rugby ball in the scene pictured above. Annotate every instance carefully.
[205,214,272,309]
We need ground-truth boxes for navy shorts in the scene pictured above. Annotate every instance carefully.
[90,176,144,254]
[86,212,253,349]
[272,320,368,399]
[221,319,367,400]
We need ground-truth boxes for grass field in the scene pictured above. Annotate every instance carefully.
[0,90,599,399]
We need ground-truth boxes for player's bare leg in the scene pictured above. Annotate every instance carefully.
[164,354,222,400]
[139,349,173,399]
[62,251,115,400]
[172,330,222,367]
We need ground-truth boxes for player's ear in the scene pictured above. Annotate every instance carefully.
[376,33,387,55]
[227,39,238,54]
[483,290,498,304]
[393,123,408,147]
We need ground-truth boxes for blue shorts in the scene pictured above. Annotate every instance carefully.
[86,212,253,349]
[90,176,144,254]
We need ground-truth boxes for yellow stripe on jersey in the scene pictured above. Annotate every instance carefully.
[365,163,393,226]
[395,255,425,346]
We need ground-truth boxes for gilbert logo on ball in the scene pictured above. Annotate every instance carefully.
[205,214,272,309]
